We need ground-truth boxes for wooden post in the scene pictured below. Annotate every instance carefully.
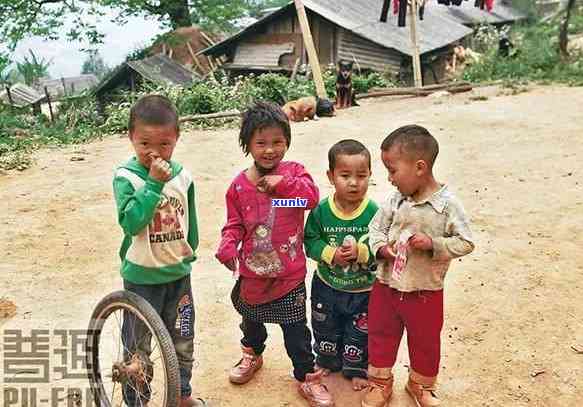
[61,77,67,96]
[44,86,54,122]
[186,41,206,75]
[291,57,301,81]
[409,0,423,88]
[294,0,327,99]
[5,86,14,107]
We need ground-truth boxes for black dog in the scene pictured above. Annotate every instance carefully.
[335,60,359,109]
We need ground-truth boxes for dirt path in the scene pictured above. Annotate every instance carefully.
[1,85,582,406]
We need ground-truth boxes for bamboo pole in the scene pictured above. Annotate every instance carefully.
[200,31,216,47]
[186,41,206,75]
[294,0,327,99]
[356,84,472,100]
[409,0,423,88]
[179,110,240,123]
[370,81,471,93]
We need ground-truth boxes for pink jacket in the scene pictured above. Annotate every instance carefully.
[216,161,319,281]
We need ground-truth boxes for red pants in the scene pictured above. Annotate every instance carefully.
[368,281,443,377]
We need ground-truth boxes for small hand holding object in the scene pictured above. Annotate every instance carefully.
[409,233,433,251]
[333,247,356,267]
[377,243,396,260]
[256,175,283,194]
[149,155,172,182]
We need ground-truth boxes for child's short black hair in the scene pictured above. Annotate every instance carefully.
[328,139,371,171]
[129,94,179,133]
[239,101,291,155]
[381,125,439,166]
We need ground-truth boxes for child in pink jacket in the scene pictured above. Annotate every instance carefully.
[216,102,334,407]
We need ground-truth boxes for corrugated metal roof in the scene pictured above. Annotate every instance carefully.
[431,0,527,25]
[0,83,45,107]
[303,0,474,55]
[95,54,197,96]
[127,54,195,87]
[37,74,98,99]
[202,0,475,57]
[203,0,525,59]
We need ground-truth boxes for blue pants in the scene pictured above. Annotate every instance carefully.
[122,275,195,405]
[310,275,370,379]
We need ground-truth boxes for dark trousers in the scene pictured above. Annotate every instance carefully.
[240,318,315,381]
[310,275,370,379]
[122,276,195,405]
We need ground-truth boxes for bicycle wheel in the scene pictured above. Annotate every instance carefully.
[86,290,181,407]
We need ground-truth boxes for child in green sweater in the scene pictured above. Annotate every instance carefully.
[112,95,206,407]
[304,139,379,391]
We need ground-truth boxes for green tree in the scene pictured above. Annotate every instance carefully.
[0,0,281,50]
[15,50,52,86]
[81,51,109,79]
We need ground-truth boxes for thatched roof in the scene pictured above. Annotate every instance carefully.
[148,26,220,76]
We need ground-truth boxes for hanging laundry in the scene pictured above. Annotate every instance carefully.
[398,0,407,27]
[380,0,390,22]
[379,0,427,27]
[419,0,426,20]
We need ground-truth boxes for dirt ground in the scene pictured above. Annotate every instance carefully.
[1,85,582,407]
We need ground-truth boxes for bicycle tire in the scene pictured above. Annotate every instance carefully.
[86,290,181,407]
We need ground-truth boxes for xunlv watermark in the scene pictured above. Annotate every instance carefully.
[272,198,308,208]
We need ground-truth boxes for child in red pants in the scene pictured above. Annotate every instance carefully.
[362,125,474,407]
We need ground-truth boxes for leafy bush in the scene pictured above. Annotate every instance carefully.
[0,69,394,169]
[463,15,583,85]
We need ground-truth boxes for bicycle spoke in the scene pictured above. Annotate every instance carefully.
[113,309,122,362]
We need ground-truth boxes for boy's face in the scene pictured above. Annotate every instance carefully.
[130,122,179,168]
[327,153,371,205]
[381,145,424,197]
[249,126,288,171]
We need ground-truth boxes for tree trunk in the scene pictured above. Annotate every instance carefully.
[559,0,577,58]
[166,0,192,29]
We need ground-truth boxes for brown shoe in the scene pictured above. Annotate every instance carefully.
[298,370,335,407]
[361,373,393,407]
[179,396,208,407]
[406,377,440,407]
[228,346,263,384]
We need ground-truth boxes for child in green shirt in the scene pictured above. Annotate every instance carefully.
[305,139,379,391]
[112,95,206,407]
